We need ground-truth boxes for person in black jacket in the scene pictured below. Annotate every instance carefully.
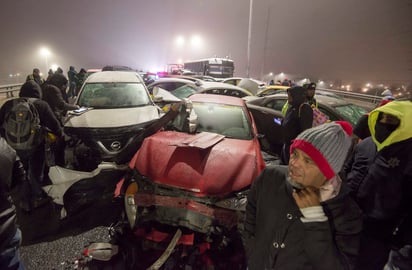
[67,66,77,98]
[281,86,313,164]
[342,136,377,197]
[25,68,44,86]
[243,121,362,270]
[0,80,63,211]
[355,101,412,270]
[42,73,79,166]
[0,137,27,269]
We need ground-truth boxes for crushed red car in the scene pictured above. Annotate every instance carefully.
[109,94,266,269]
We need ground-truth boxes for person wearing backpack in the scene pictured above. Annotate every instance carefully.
[0,80,63,211]
[280,86,313,165]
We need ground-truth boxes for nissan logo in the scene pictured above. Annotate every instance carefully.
[110,141,122,151]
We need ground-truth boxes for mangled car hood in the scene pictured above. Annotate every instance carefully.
[130,131,264,196]
[64,106,160,128]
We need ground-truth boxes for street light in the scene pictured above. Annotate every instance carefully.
[39,47,51,72]
[246,0,253,78]
[175,36,185,48]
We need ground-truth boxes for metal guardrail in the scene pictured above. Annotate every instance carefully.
[0,83,23,98]
[318,87,382,104]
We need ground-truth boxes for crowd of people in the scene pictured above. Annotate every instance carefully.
[243,83,412,270]
[0,66,83,269]
[0,68,411,269]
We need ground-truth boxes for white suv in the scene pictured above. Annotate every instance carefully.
[64,71,162,171]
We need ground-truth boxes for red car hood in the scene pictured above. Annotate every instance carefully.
[130,131,264,196]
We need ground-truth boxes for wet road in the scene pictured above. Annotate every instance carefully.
[13,189,122,270]
[20,226,110,270]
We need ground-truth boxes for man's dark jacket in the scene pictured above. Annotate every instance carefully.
[0,138,26,252]
[282,87,313,144]
[243,165,362,270]
[343,137,377,195]
[41,74,78,123]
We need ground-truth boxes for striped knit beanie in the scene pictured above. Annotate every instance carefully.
[290,121,353,180]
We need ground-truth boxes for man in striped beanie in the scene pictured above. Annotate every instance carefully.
[243,121,362,270]
[288,121,353,191]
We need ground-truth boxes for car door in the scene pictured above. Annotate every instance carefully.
[247,97,285,155]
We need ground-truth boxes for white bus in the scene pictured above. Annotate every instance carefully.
[183,58,234,78]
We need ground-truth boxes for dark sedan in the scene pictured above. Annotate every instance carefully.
[246,93,368,155]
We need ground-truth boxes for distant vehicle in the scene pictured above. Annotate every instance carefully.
[246,93,368,155]
[184,57,234,78]
[198,81,254,98]
[191,75,217,82]
[64,71,162,171]
[166,63,184,74]
[237,78,266,95]
[148,78,253,102]
[256,85,290,97]
[156,74,203,85]
[221,77,243,86]
[101,65,134,72]
[147,77,200,100]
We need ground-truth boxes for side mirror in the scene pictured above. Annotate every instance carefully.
[152,86,160,96]
[153,95,164,103]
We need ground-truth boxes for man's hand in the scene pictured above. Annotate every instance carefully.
[292,186,321,208]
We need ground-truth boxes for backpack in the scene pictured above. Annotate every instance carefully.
[3,98,43,151]
[312,106,329,126]
[299,103,329,127]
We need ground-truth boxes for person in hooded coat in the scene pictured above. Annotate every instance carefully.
[42,74,79,166]
[280,86,313,164]
[67,66,77,98]
[354,100,412,270]
[0,81,63,211]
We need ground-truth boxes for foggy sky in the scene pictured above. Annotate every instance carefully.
[1,0,411,83]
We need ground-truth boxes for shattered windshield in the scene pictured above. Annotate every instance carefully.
[78,82,151,108]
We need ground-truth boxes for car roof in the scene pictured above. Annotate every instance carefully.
[189,93,247,106]
[222,77,244,82]
[200,81,254,95]
[261,85,289,91]
[85,71,143,83]
[160,74,203,83]
[149,77,199,85]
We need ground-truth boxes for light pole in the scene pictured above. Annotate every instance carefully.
[39,47,51,72]
[246,0,253,78]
